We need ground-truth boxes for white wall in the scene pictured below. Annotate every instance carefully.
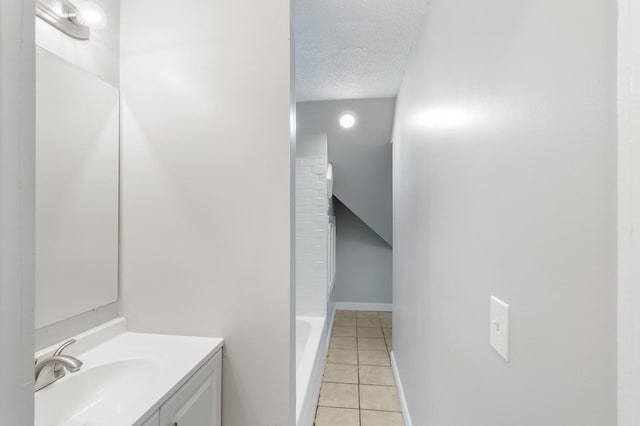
[334,199,391,304]
[297,98,394,245]
[296,142,329,317]
[392,0,616,425]
[618,0,640,423]
[34,0,120,350]
[35,303,118,349]
[119,1,294,425]
[0,0,35,423]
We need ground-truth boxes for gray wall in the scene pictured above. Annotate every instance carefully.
[297,98,394,245]
[334,199,391,304]
[392,0,616,425]
[0,0,35,423]
[119,1,294,425]
[297,133,327,158]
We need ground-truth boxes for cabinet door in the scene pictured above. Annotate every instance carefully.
[141,411,160,426]
[169,376,214,425]
[160,351,222,426]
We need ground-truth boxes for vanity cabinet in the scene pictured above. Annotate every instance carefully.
[141,412,160,426]
[141,349,222,426]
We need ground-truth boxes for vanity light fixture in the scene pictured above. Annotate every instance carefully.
[36,0,107,40]
[338,111,357,129]
[69,1,107,30]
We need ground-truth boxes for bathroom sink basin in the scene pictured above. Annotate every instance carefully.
[34,319,223,426]
[36,359,158,426]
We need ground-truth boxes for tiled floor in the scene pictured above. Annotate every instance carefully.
[315,310,405,426]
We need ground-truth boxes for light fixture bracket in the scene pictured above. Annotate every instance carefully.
[36,0,90,40]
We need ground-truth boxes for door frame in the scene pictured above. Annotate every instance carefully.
[0,0,35,423]
[618,0,640,424]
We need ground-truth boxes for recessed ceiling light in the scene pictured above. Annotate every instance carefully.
[338,112,357,129]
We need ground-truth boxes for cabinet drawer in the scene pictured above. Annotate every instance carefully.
[159,350,222,426]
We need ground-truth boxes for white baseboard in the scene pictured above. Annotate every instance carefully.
[390,351,413,426]
[334,302,392,312]
[327,304,336,341]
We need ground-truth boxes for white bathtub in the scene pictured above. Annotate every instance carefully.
[296,316,328,426]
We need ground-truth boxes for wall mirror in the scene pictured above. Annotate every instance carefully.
[35,47,119,328]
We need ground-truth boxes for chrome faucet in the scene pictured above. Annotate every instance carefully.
[34,339,83,391]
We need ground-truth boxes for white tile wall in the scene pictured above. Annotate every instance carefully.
[296,156,328,317]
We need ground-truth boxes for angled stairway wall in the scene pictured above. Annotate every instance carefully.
[334,197,392,304]
[297,98,395,246]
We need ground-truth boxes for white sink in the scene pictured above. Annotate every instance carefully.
[34,319,223,426]
[36,359,158,425]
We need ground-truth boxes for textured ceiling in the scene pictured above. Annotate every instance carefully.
[295,0,428,102]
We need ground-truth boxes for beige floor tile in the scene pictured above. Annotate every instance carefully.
[318,382,359,409]
[360,410,405,426]
[335,310,356,319]
[333,326,357,337]
[380,318,392,328]
[359,350,390,366]
[378,312,392,320]
[324,363,358,384]
[357,327,383,338]
[334,317,357,327]
[327,349,358,365]
[359,365,396,386]
[315,407,360,426]
[356,311,379,319]
[385,338,392,350]
[330,336,357,350]
[357,317,381,328]
[360,385,402,412]
[358,338,387,351]
[383,327,393,338]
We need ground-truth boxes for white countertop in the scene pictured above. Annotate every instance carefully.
[35,318,223,426]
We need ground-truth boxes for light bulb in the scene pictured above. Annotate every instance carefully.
[71,1,107,30]
[339,112,357,129]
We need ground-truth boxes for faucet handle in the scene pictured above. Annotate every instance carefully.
[53,339,77,356]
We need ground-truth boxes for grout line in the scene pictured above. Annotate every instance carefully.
[358,383,398,388]
[360,408,404,414]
